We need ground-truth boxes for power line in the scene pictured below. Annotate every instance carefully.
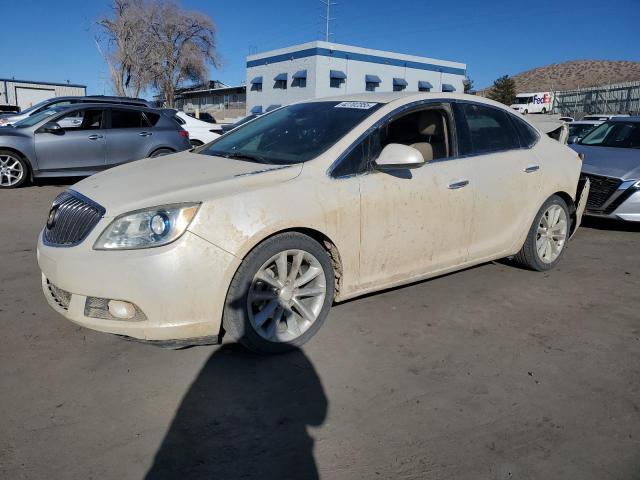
[319,0,337,42]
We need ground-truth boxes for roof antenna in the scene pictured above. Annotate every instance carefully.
[320,0,337,42]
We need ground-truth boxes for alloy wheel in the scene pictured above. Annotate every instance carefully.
[536,204,567,264]
[0,154,24,187]
[247,249,327,342]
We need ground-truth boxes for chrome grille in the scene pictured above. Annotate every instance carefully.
[43,191,105,247]
[583,174,621,210]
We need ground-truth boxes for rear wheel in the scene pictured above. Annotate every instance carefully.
[223,232,335,354]
[512,195,569,271]
[0,150,28,189]
[150,148,174,158]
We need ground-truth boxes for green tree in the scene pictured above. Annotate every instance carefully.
[463,76,474,94]
[487,75,516,105]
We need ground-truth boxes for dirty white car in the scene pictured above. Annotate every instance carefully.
[37,93,589,354]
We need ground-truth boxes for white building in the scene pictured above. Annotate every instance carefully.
[0,78,86,110]
[246,41,467,114]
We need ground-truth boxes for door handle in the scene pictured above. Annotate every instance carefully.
[448,180,469,189]
[139,132,152,137]
[88,134,103,140]
[524,165,540,173]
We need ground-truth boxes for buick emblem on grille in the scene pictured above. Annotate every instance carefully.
[46,206,59,229]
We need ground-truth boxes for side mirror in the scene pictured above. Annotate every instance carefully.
[568,135,581,144]
[374,143,425,171]
[40,121,63,134]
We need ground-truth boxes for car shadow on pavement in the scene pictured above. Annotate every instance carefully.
[145,344,327,480]
[30,176,84,188]
[581,216,640,232]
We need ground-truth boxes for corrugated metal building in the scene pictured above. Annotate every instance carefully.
[0,78,87,110]
[246,41,467,114]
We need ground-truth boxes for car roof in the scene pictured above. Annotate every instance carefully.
[41,95,148,104]
[300,92,505,109]
[609,116,640,122]
[56,102,159,112]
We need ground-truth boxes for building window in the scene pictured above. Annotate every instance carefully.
[274,73,288,90]
[393,78,408,92]
[365,74,381,92]
[292,70,307,88]
[330,70,347,88]
[418,81,433,92]
[250,76,263,92]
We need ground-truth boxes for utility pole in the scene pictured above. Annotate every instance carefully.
[320,0,336,42]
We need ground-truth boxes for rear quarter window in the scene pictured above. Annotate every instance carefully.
[144,112,160,126]
[509,115,539,148]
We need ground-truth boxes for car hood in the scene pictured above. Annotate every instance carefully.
[73,150,303,215]
[571,144,640,181]
[0,127,30,137]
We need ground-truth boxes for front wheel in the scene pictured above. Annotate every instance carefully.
[0,150,29,189]
[512,195,570,271]
[223,232,335,354]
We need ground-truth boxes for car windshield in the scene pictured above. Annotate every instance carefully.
[16,99,53,116]
[568,123,597,138]
[199,101,382,164]
[579,121,640,148]
[12,105,68,128]
[515,97,531,104]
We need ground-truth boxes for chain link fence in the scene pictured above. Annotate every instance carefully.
[552,81,640,118]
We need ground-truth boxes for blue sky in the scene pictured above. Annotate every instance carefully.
[2,0,639,97]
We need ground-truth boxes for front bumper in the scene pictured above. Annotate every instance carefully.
[38,230,240,341]
[586,186,640,222]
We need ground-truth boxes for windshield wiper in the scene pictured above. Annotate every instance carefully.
[224,152,271,164]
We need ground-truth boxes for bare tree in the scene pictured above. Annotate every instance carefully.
[146,2,220,107]
[97,0,219,105]
[96,0,154,97]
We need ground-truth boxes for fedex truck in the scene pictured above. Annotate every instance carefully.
[510,92,553,114]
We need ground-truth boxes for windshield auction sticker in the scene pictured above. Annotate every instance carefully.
[334,102,378,109]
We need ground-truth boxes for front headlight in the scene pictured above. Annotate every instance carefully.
[93,203,200,250]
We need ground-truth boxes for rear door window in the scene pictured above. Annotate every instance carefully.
[457,103,521,155]
[110,109,149,128]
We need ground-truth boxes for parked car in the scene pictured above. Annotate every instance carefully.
[220,113,260,133]
[37,93,588,354]
[0,103,190,188]
[0,105,20,114]
[567,120,601,143]
[174,111,221,146]
[582,114,629,122]
[185,111,217,124]
[0,95,150,126]
[571,117,640,222]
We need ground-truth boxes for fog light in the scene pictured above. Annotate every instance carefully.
[108,300,136,319]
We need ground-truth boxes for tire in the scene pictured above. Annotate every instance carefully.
[523,109,528,115]
[512,195,570,271]
[541,107,547,114]
[0,150,29,189]
[150,148,174,158]
[223,232,335,354]
[189,139,204,147]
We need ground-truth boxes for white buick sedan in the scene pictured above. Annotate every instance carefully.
[38,93,589,354]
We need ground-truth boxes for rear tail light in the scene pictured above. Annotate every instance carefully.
[179,130,189,138]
